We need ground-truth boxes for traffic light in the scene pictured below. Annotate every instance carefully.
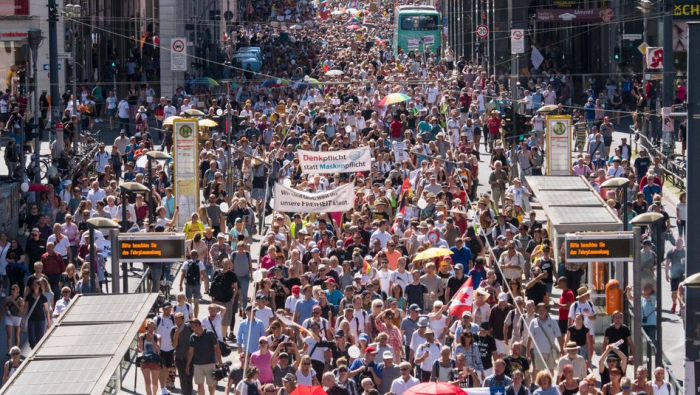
[517,114,532,139]
[614,47,621,61]
[502,106,514,141]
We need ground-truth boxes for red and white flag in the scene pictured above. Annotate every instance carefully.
[448,276,473,317]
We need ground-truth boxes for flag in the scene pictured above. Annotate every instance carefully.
[321,61,329,72]
[460,388,506,395]
[448,276,473,317]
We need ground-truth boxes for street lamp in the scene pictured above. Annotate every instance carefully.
[86,218,120,294]
[118,182,149,293]
[630,212,664,370]
[146,151,172,222]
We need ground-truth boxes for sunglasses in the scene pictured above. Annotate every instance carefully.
[302,362,311,366]
[400,368,410,371]
[62,291,71,294]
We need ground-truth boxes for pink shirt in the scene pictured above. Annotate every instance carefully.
[250,350,273,383]
[61,223,79,246]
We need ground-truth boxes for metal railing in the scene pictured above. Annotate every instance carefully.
[630,308,683,394]
[133,266,151,293]
[629,125,686,191]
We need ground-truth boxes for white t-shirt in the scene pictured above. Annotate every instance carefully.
[117,100,130,118]
[390,270,412,293]
[106,96,117,110]
[202,313,224,341]
[568,300,596,335]
[156,314,176,352]
[235,380,261,395]
[173,302,193,318]
[255,306,274,330]
[415,342,440,371]
[163,105,177,118]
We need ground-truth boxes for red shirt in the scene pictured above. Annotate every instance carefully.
[390,120,403,138]
[559,288,575,320]
[487,117,502,135]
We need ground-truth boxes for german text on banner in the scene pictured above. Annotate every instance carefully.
[274,182,355,213]
[298,147,371,174]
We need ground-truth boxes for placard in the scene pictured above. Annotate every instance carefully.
[173,119,199,228]
[118,233,187,263]
[393,141,409,162]
[274,182,355,213]
[546,115,572,176]
[297,147,371,174]
[511,29,525,54]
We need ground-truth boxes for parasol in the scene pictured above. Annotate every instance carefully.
[378,92,411,106]
[413,247,454,261]
[162,116,182,126]
[190,77,219,87]
[184,109,205,116]
[536,104,559,113]
[198,119,218,128]
[325,70,344,76]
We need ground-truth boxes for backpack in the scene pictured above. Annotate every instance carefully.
[156,315,175,328]
[210,271,234,303]
[185,261,201,286]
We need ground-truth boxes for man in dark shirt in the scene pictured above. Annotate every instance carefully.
[488,293,514,357]
[404,270,429,311]
[171,312,194,395]
[502,342,530,387]
[24,228,46,275]
[41,242,65,296]
[602,310,634,361]
[446,263,467,301]
[187,318,223,395]
[634,149,651,178]
[475,322,498,376]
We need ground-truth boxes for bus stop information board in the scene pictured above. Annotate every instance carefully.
[565,233,634,262]
[118,233,186,263]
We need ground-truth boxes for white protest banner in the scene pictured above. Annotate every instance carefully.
[274,182,354,213]
[297,147,371,174]
[393,141,409,162]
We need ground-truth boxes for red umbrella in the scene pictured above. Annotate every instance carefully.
[290,386,328,395]
[403,383,464,395]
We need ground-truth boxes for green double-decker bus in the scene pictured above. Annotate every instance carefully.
[393,5,441,56]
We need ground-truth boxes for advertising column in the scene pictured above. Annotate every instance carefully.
[546,115,573,175]
[173,119,199,228]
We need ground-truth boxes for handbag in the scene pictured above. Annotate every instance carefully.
[21,294,42,333]
[209,318,232,357]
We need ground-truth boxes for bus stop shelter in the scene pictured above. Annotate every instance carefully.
[0,293,158,394]
[528,176,623,330]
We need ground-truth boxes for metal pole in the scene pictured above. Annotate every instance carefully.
[110,229,120,294]
[662,0,674,112]
[121,192,128,232]
[686,22,700,380]
[47,0,63,157]
[148,159,154,222]
[71,11,78,153]
[623,186,630,324]
[89,226,96,293]
[28,30,41,183]
[655,221,663,367]
[632,225,643,372]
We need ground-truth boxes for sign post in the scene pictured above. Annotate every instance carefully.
[173,119,199,227]
[171,38,187,71]
[476,25,489,38]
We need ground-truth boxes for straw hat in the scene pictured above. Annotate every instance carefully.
[576,286,591,299]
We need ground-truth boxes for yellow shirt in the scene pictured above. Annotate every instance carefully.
[183,220,204,240]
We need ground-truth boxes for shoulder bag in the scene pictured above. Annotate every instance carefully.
[209,317,232,357]
[21,295,42,333]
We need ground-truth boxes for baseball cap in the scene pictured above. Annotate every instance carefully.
[324,278,336,284]
[359,333,370,342]
[365,346,377,354]
[418,317,429,327]
[409,304,421,312]
[498,292,508,302]
[382,351,393,360]
[291,285,301,294]
[282,373,297,383]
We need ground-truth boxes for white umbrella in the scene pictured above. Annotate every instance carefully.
[331,10,344,15]
[325,70,344,76]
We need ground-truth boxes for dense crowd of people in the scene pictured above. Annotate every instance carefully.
[0,0,685,394]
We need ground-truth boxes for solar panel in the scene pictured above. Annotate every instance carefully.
[5,357,110,395]
[541,190,603,206]
[548,206,620,224]
[35,323,132,358]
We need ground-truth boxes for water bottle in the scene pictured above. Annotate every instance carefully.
[613,339,624,349]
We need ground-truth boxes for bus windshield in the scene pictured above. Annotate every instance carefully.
[400,14,438,31]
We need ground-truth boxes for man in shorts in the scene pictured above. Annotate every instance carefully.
[526,302,561,377]
[186,318,222,395]
[179,250,209,317]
